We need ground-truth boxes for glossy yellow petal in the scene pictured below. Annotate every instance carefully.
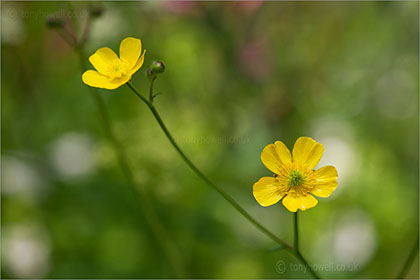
[253,177,286,207]
[260,141,292,174]
[274,141,292,164]
[119,37,142,69]
[82,70,110,88]
[311,166,338,198]
[89,47,118,76]
[103,75,132,90]
[261,145,279,174]
[82,70,131,90]
[128,50,146,76]
[292,137,324,169]
[282,194,318,212]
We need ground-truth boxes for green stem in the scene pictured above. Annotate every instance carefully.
[149,76,156,102]
[398,236,419,279]
[294,212,299,251]
[127,82,292,251]
[294,212,319,279]
[127,81,320,278]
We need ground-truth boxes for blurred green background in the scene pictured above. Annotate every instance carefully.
[1,1,419,278]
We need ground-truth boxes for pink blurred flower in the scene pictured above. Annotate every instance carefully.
[235,1,264,14]
[237,37,270,81]
[163,1,197,15]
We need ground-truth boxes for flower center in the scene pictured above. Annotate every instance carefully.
[108,59,130,80]
[288,170,305,187]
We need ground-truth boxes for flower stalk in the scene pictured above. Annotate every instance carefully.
[294,212,319,278]
[149,76,156,102]
[294,212,299,251]
[127,79,320,279]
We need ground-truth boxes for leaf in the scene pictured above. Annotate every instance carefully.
[152,92,163,99]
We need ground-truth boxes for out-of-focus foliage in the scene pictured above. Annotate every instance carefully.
[2,1,418,278]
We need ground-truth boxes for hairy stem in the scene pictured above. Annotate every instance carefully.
[127,81,320,279]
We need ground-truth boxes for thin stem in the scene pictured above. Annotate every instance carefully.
[398,236,419,279]
[127,82,294,251]
[128,80,323,278]
[293,212,319,279]
[295,251,320,279]
[294,211,299,251]
[149,76,156,102]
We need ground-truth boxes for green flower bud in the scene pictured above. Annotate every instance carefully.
[46,15,64,29]
[150,61,165,74]
[89,5,104,18]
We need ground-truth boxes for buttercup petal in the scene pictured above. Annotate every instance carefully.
[253,177,286,207]
[311,166,338,198]
[89,47,118,76]
[82,70,131,90]
[282,194,318,212]
[274,141,292,164]
[292,137,324,169]
[102,75,132,90]
[260,141,292,174]
[120,37,142,69]
[128,50,146,76]
[82,70,110,88]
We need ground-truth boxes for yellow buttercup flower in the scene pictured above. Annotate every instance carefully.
[82,37,145,90]
[253,137,338,212]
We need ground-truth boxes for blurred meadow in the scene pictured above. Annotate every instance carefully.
[1,1,419,279]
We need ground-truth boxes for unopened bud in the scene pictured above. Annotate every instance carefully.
[150,61,165,74]
[89,5,104,18]
[46,15,64,29]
